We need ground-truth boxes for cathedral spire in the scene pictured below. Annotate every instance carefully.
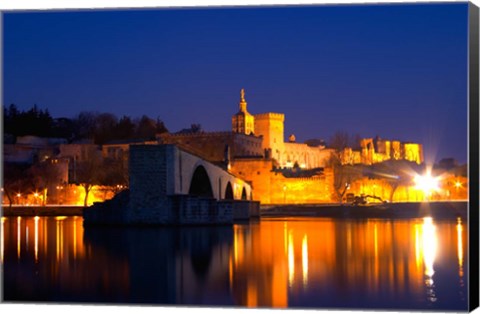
[239,88,247,112]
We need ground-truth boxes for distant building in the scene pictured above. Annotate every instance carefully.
[340,136,423,165]
[3,135,67,164]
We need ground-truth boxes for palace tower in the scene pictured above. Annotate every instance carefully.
[232,88,255,135]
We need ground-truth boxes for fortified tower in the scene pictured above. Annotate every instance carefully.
[232,89,255,135]
[254,112,285,162]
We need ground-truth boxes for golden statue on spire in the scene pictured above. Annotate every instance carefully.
[240,88,246,102]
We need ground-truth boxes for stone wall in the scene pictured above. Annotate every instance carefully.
[171,195,233,225]
[230,159,334,204]
[269,173,333,204]
[282,143,333,169]
[157,131,263,162]
[230,159,273,203]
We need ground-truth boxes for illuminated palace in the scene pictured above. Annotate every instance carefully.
[157,89,432,204]
[157,89,335,204]
[158,89,333,169]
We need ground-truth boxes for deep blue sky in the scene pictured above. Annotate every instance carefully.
[3,3,469,163]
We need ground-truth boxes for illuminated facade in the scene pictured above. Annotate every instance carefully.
[341,137,424,165]
[232,89,334,169]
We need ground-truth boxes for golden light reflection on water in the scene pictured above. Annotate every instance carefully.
[422,217,437,278]
[420,217,438,303]
[5,216,86,267]
[17,216,21,259]
[229,217,463,308]
[457,218,463,277]
[34,216,39,262]
[1,217,5,263]
[288,231,295,288]
[302,234,308,287]
[2,216,466,308]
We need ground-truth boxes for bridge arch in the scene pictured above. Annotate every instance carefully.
[241,187,247,200]
[189,165,214,198]
[224,182,234,200]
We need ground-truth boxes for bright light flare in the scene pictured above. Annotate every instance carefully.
[414,172,440,194]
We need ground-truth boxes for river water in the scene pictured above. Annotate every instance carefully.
[1,214,468,311]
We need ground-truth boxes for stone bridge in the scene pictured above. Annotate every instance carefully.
[129,144,253,202]
[84,144,258,225]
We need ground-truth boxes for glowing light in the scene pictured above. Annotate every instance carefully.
[414,172,440,195]
[55,216,67,221]
[302,234,308,287]
[288,231,295,287]
[455,181,462,188]
[16,193,21,197]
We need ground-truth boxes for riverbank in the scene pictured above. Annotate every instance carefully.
[260,201,468,219]
[2,201,469,220]
[2,205,84,217]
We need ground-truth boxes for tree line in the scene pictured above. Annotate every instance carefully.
[3,153,127,207]
[3,104,169,144]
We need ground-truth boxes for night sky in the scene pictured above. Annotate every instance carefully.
[3,3,469,163]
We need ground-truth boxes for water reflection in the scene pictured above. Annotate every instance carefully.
[1,217,5,263]
[2,215,468,310]
[420,217,438,303]
[302,234,308,288]
[457,218,464,276]
[34,216,39,262]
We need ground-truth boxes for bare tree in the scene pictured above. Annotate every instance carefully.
[75,146,104,207]
[101,157,129,195]
[327,131,364,202]
[367,160,420,202]
[3,163,31,207]
[28,160,62,206]
[328,131,350,151]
